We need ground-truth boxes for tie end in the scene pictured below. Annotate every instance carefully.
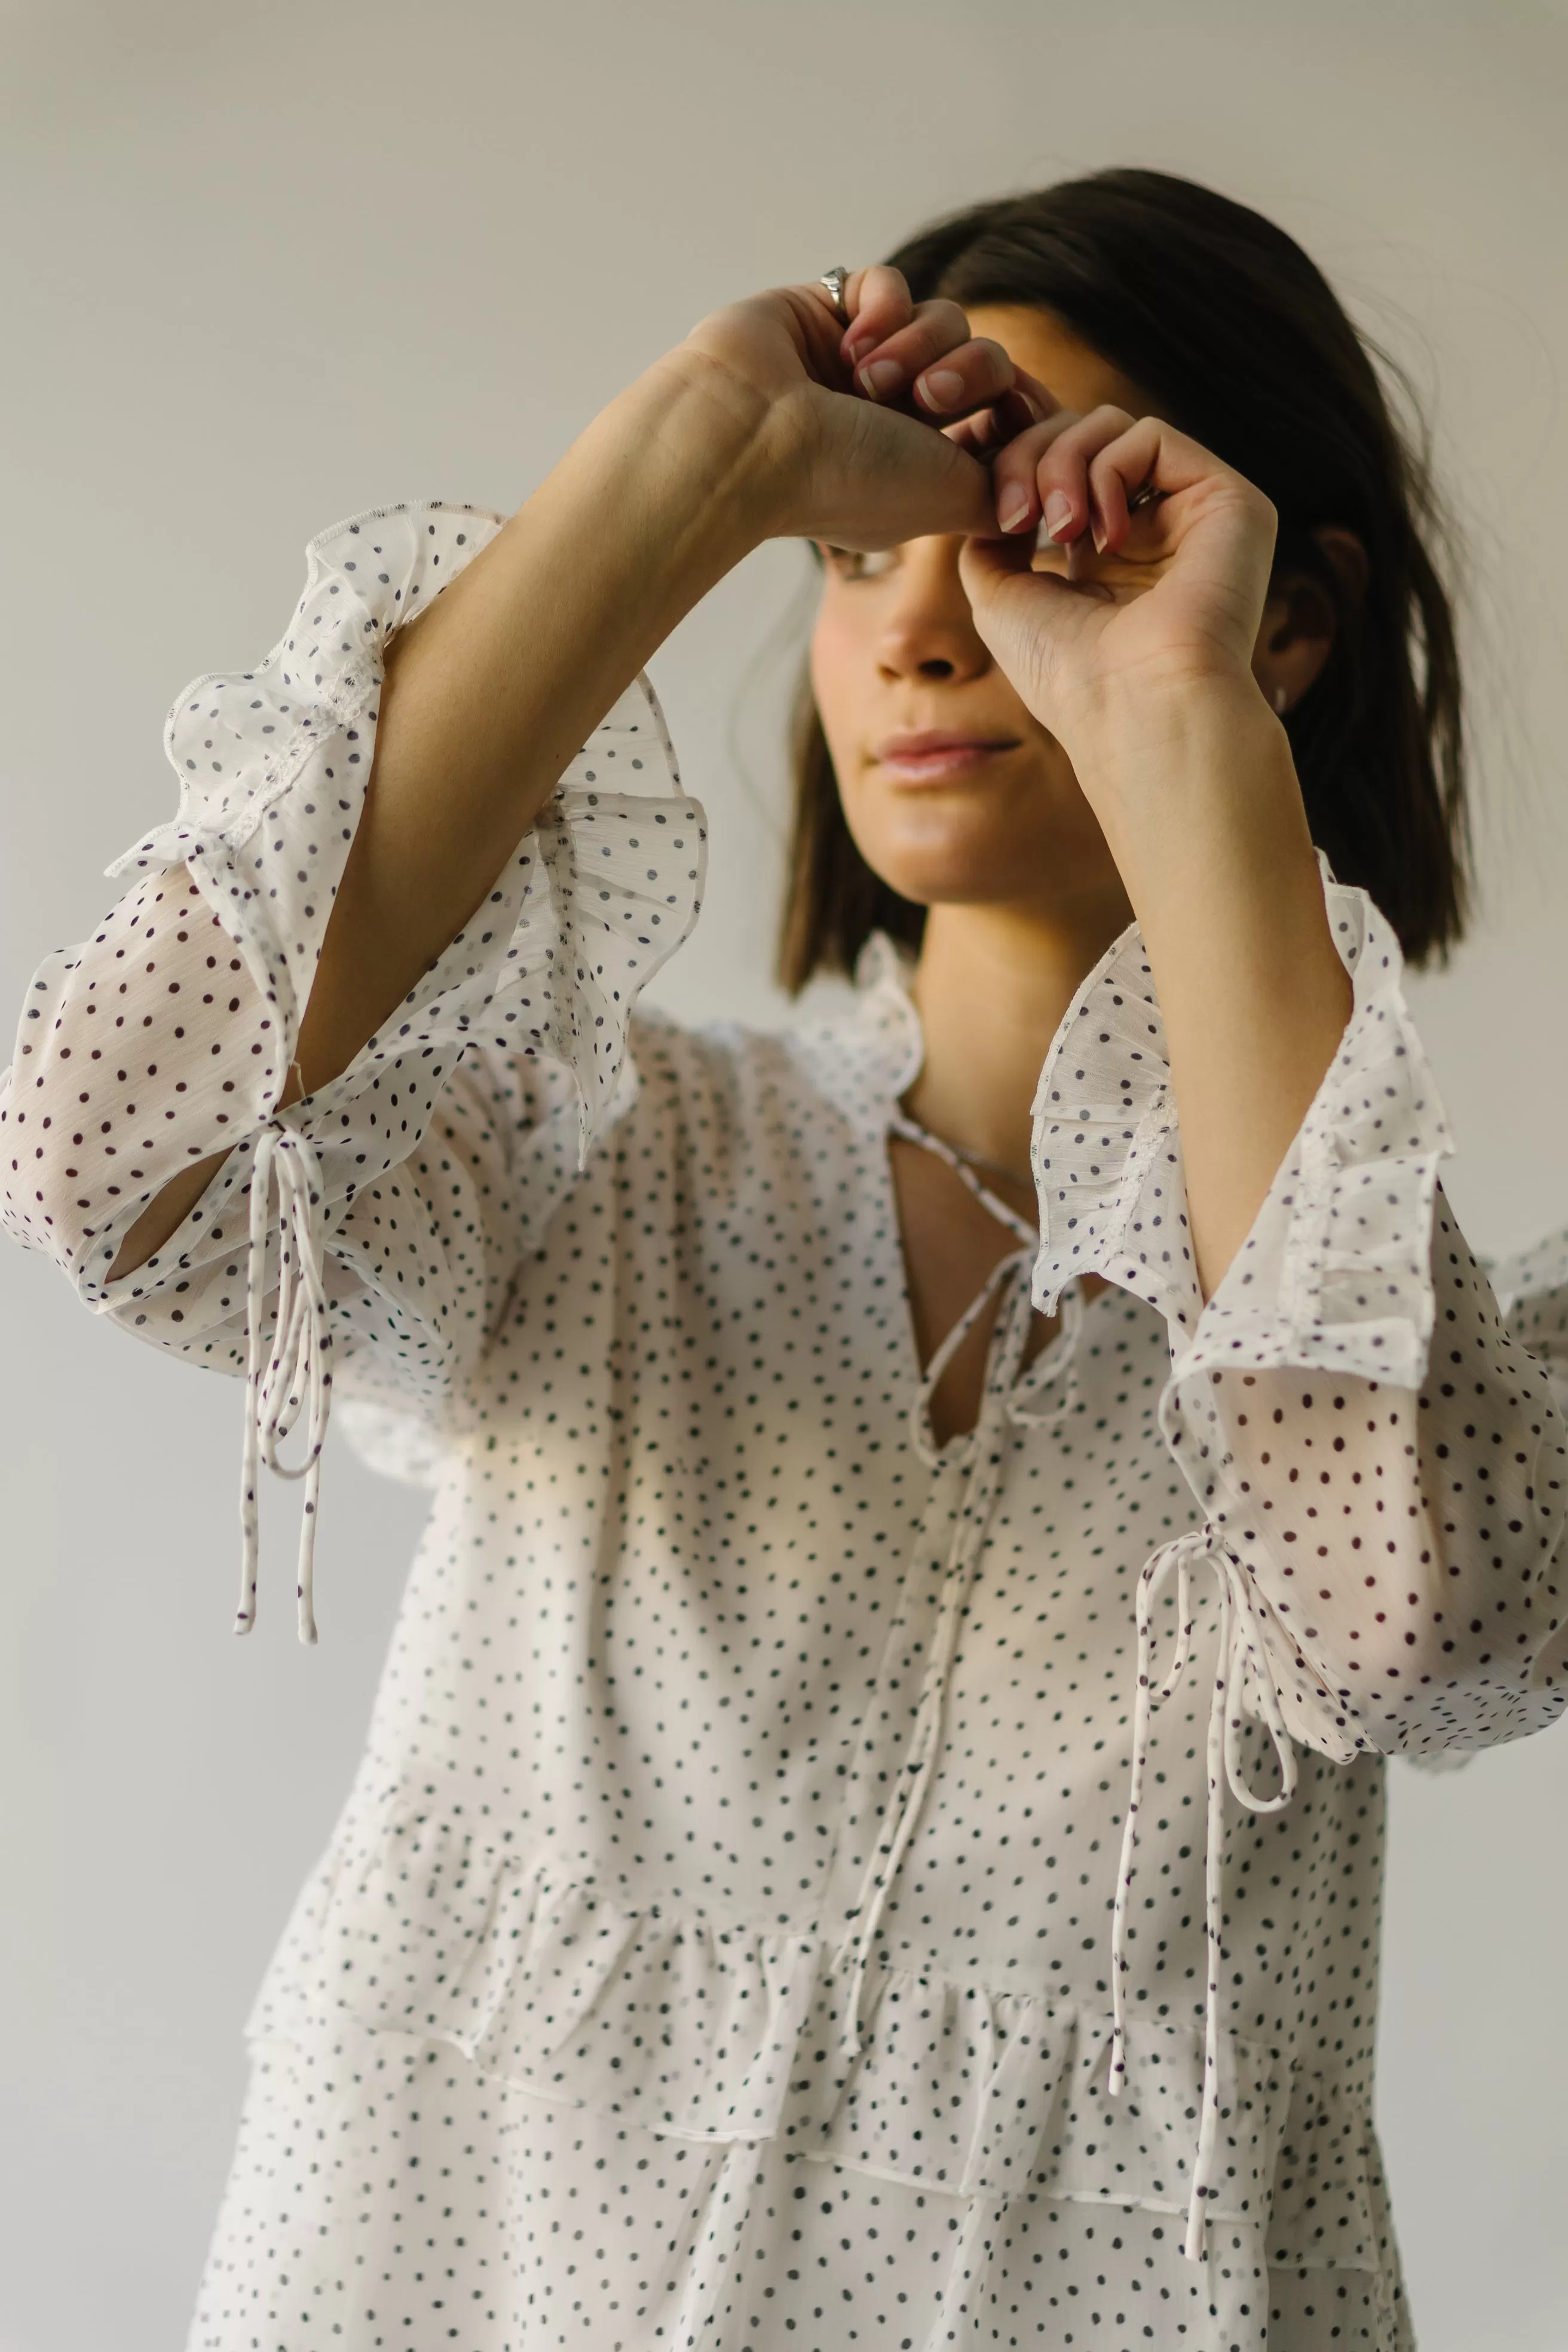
[1182,2191,1208,2264]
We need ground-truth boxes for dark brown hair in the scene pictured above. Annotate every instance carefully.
[779,167,1471,990]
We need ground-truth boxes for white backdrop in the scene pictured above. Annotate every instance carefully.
[2,3,1567,2346]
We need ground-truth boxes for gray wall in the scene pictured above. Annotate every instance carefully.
[2,3,1566,2345]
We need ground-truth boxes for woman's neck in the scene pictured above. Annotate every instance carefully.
[904,893,1132,1180]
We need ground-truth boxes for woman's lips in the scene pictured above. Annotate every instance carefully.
[873,731,1022,780]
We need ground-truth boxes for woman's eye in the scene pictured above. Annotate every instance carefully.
[824,546,901,582]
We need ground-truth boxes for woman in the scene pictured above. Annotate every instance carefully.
[4,169,1566,2351]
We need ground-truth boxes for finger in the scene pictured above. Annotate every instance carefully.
[1039,409,1259,555]
[981,407,1085,534]
[942,364,1065,473]
[957,526,1039,584]
[942,408,1005,461]
[837,265,915,368]
[942,366,1062,459]
[907,335,1018,419]
[1080,416,1251,555]
[1004,367,1067,431]
[1030,405,1138,547]
[847,298,999,408]
[1086,418,1168,552]
[960,526,1105,618]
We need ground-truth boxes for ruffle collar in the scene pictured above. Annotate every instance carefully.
[783,929,925,1128]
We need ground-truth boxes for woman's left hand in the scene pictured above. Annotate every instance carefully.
[950,396,1281,765]
[947,393,1354,1307]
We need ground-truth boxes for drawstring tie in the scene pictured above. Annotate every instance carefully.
[833,1113,1083,2068]
[1108,1523,1298,2261]
[238,1118,334,1644]
[832,1250,1037,2062]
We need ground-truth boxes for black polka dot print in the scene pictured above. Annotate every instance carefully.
[4,503,1566,2351]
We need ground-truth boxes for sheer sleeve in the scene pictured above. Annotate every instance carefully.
[1030,853,1568,1766]
[1488,1224,1568,1419]
[1,503,707,1637]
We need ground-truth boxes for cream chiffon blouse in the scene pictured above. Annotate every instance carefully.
[5,503,1567,2352]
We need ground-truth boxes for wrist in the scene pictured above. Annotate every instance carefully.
[529,353,773,628]
[1065,669,1281,790]
[629,347,794,553]
[1073,676,1319,904]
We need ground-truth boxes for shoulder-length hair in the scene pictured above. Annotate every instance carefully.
[779,167,1470,991]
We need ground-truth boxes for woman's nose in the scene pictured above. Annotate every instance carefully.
[875,541,991,684]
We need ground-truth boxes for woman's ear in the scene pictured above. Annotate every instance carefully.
[1252,526,1368,716]
[1313,525,1369,607]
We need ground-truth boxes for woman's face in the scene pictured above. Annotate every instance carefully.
[808,305,1153,923]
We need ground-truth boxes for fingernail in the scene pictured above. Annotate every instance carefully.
[1091,513,1107,555]
[997,488,1031,534]
[917,368,965,412]
[844,334,875,367]
[859,359,903,400]
[1043,489,1074,541]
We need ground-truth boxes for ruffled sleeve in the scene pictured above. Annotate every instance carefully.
[1487,1224,1568,1418]
[1,502,707,1636]
[1030,855,1568,1763]
[1029,856,1568,2259]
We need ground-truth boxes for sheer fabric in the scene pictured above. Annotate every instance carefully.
[5,504,1566,2351]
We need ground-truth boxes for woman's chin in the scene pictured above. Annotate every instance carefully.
[847,792,1122,918]
[860,850,1055,909]
[853,816,1128,915]
[844,775,1080,908]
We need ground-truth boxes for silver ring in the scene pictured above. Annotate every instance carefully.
[1126,477,1164,513]
[817,265,850,324]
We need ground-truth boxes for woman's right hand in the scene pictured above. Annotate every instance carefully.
[670,265,1045,553]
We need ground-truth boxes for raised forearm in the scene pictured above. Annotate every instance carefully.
[1082,690,1354,1301]
[104,357,770,1282]
[92,267,1018,1285]
[292,354,769,1097]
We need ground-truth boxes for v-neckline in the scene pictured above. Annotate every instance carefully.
[806,928,1110,1453]
[875,1123,1104,1462]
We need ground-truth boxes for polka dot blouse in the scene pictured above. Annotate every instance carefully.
[5,504,1567,2352]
